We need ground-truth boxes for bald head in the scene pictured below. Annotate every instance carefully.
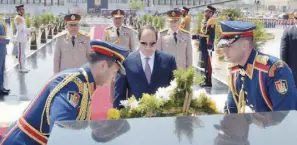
[294,12,297,18]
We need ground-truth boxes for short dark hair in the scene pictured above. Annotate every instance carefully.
[138,24,158,41]
[87,50,114,66]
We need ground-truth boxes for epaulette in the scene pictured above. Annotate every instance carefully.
[105,26,113,30]
[78,30,90,37]
[268,60,285,77]
[159,28,168,33]
[122,25,133,30]
[185,15,191,21]
[15,15,23,24]
[207,18,217,25]
[229,64,240,73]
[180,28,190,34]
[254,55,270,72]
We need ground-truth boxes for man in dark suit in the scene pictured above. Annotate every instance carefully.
[114,25,177,108]
[280,11,297,87]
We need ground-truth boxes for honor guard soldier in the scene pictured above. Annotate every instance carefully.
[0,21,10,96]
[102,9,136,51]
[158,9,192,69]
[53,14,91,74]
[0,40,129,145]
[199,5,217,87]
[14,5,34,73]
[180,6,191,31]
[216,20,297,114]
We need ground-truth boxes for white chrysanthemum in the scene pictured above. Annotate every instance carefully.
[168,79,177,90]
[120,100,129,108]
[130,100,139,109]
[155,87,171,102]
[192,89,207,100]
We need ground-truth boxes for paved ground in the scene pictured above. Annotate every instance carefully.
[0,18,285,130]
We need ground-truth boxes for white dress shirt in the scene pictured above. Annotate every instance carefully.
[139,51,155,73]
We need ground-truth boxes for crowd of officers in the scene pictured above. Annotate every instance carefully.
[1,3,297,145]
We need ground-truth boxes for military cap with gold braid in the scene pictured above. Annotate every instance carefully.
[167,9,182,20]
[64,14,81,23]
[111,9,125,18]
[90,40,129,75]
[217,21,256,49]
[15,4,24,10]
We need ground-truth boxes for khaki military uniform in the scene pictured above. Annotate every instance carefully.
[54,31,91,74]
[102,25,136,51]
[180,15,191,31]
[158,28,192,69]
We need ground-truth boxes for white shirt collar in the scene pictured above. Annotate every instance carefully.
[139,50,155,73]
[139,50,155,60]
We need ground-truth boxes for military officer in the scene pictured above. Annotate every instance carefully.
[0,21,10,96]
[102,9,136,51]
[180,6,191,31]
[14,5,34,73]
[0,40,129,145]
[198,5,217,87]
[216,20,297,114]
[53,13,91,74]
[158,9,192,70]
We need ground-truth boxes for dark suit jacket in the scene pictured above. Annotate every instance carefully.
[113,50,177,108]
[280,26,297,85]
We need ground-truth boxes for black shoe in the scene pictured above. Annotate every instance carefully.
[2,88,10,92]
[200,82,212,87]
[0,90,9,95]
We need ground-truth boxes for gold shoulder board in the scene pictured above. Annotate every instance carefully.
[207,18,217,26]
[78,31,90,37]
[160,28,168,33]
[180,28,190,34]
[255,55,269,65]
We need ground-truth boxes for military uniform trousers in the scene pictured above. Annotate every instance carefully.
[0,54,5,89]
[18,42,27,70]
[199,37,212,84]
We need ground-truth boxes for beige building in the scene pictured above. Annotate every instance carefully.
[262,0,297,12]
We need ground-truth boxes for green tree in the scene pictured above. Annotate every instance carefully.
[221,8,242,18]
[12,16,16,35]
[129,0,145,10]
[215,8,269,51]
[31,16,41,29]
[193,12,203,34]
[153,16,159,27]
[157,16,165,30]
[25,14,31,28]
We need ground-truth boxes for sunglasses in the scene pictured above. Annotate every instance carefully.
[140,42,156,47]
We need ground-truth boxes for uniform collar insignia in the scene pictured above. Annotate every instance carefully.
[246,63,254,79]
[82,64,96,89]
[243,49,257,79]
